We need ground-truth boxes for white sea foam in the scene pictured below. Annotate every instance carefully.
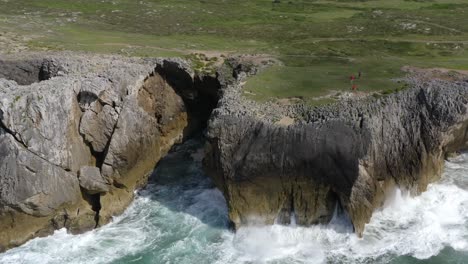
[1,148,467,264]
[218,154,468,263]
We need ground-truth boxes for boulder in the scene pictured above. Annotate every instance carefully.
[79,103,119,153]
[78,166,109,194]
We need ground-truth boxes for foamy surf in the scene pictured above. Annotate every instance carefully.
[0,140,467,264]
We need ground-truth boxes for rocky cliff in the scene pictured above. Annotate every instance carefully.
[204,63,468,235]
[2,52,468,251]
[0,53,219,251]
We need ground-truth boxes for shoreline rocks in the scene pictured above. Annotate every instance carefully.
[1,51,468,251]
[0,53,220,250]
[204,61,468,235]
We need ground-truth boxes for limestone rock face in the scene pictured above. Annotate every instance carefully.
[0,53,216,251]
[80,104,119,153]
[204,63,468,235]
[78,78,121,153]
[0,77,92,173]
[78,166,109,194]
[0,132,81,217]
[101,73,186,185]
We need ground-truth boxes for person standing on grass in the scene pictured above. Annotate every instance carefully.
[350,74,356,84]
[358,71,362,79]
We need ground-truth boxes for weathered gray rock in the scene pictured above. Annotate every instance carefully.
[0,77,92,173]
[80,103,119,153]
[0,53,218,251]
[0,131,81,217]
[101,73,186,182]
[78,166,109,194]
[204,62,468,235]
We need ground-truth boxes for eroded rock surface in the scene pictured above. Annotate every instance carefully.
[0,53,219,250]
[204,61,468,235]
[79,166,109,194]
[2,52,467,251]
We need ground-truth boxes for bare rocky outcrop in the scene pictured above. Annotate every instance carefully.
[2,51,467,251]
[0,53,220,251]
[78,166,109,194]
[204,61,468,235]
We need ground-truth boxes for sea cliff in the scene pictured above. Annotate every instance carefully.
[1,53,467,251]
[204,61,468,235]
[0,54,219,250]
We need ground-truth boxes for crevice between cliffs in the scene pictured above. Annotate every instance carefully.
[73,61,222,230]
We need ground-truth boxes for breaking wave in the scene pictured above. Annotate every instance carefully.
[1,140,467,264]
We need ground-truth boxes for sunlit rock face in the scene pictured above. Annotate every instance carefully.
[204,64,468,235]
[1,52,467,252]
[0,54,220,251]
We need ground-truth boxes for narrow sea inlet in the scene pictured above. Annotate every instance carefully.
[1,139,467,264]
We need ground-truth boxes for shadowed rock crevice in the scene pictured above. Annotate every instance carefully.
[80,191,102,228]
[155,61,221,135]
[0,58,62,85]
[0,113,27,149]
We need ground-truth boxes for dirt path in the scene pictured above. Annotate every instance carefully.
[306,37,468,44]
[402,65,468,81]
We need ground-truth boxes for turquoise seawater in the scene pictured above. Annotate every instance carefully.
[0,139,467,264]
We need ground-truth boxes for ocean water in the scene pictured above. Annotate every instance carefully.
[1,139,467,264]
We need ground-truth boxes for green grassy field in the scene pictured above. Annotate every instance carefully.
[1,0,468,103]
